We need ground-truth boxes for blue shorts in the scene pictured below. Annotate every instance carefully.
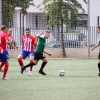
[5,50,9,56]
[0,51,8,62]
[21,50,34,59]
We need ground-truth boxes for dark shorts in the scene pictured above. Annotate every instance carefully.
[34,52,45,60]
[98,53,100,59]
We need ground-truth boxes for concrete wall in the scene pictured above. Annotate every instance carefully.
[9,48,98,59]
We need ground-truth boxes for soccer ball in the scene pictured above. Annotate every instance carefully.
[59,70,65,77]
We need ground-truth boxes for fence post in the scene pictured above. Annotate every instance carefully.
[88,0,90,58]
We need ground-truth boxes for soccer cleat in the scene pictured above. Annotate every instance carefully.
[2,77,10,80]
[0,68,3,72]
[28,71,32,76]
[38,70,46,75]
[21,74,24,76]
[98,73,100,76]
[21,66,25,75]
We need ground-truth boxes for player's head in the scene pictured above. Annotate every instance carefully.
[1,25,6,32]
[44,30,50,39]
[98,26,100,33]
[8,28,12,35]
[25,28,30,36]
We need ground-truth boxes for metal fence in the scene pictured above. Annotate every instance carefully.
[11,26,98,49]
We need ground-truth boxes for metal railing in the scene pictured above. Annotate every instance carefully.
[11,26,98,49]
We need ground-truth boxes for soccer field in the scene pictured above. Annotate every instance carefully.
[0,59,100,100]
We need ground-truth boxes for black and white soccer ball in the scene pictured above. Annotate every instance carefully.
[59,70,65,77]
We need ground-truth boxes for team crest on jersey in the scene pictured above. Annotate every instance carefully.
[25,42,28,46]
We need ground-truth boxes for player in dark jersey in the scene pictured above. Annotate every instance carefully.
[21,30,51,75]
[91,26,100,76]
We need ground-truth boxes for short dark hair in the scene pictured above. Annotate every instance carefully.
[1,25,6,31]
[25,28,30,31]
[98,26,100,29]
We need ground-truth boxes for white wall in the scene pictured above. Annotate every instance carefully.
[90,0,100,26]
[26,13,47,29]
[77,0,87,14]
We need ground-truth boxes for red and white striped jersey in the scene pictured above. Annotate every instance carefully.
[22,35,36,52]
[6,35,14,50]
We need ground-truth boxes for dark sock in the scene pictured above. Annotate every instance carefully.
[24,62,36,69]
[39,62,47,72]
[98,63,100,73]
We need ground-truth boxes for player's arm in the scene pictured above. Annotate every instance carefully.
[35,32,44,38]
[91,42,100,50]
[5,34,15,49]
[9,41,16,49]
[22,39,24,50]
[11,38,16,49]
[12,43,16,49]
[6,40,15,49]
[43,50,51,56]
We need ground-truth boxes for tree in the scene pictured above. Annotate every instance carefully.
[2,0,34,27]
[38,0,86,58]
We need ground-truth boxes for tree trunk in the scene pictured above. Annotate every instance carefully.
[61,18,66,58]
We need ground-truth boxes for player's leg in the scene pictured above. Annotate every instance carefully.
[17,54,24,67]
[37,52,47,75]
[0,62,4,71]
[0,52,9,80]
[0,62,4,72]
[21,52,39,75]
[98,53,100,76]
[18,50,28,75]
[39,57,48,75]
[2,61,9,80]
[21,60,38,75]
[28,52,34,76]
[0,50,9,72]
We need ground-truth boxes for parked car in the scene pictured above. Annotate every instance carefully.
[45,40,83,48]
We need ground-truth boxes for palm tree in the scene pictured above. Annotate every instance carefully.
[38,0,86,58]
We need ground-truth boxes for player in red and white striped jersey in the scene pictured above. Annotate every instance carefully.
[0,28,15,73]
[6,28,15,58]
[17,28,36,76]
[6,30,14,50]
[0,25,11,80]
